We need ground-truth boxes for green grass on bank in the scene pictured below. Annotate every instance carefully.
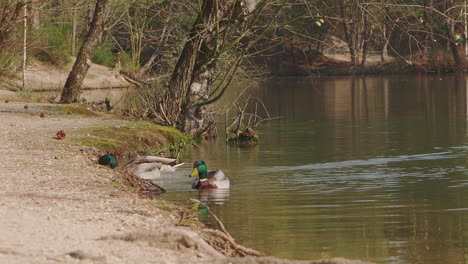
[45,104,188,157]
[75,120,188,157]
[53,103,108,116]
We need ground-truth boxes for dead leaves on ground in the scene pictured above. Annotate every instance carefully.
[56,130,66,140]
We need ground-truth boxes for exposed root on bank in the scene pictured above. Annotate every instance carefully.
[117,171,166,197]
[201,229,264,257]
[64,250,106,263]
[98,228,225,258]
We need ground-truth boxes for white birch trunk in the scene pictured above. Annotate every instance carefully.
[22,2,27,91]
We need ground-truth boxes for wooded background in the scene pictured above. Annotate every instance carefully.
[1,0,467,134]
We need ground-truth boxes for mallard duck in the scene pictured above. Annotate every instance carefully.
[190,160,230,189]
[98,155,118,169]
[124,156,184,180]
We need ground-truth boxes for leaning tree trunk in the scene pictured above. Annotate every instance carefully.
[163,0,261,134]
[160,0,218,129]
[60,0,108,103]
[181,0,262,135]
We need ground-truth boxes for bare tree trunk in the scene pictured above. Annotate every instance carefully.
[465,0,468,61]
[380,4,392,62]
[72,7,77,55]
[22,1,27,90]
[440,0,463,70]
[340,0,358,66]
[30,0,40,30]
[161,0,218,128]
[360,5,370,66]
[381,22,389,62]
[181,0,261,134]
[422,0,434,59]
[444,16,463,69]
[60,0,108,103]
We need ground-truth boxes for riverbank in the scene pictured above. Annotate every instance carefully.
[0,90,374,264]
[0,59,130,92]
[259,48,467,76]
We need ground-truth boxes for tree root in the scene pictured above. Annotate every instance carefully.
[98,228,225,258]
[189,199,264,257]
[118,171,166,197]
[200,229,264,257]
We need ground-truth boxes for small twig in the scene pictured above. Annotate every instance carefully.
[176,211,185,226]
[253,96,271,119]
[225,108,229,142]
[255,116,282,127]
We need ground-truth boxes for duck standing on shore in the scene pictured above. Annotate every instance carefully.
[190,160,230,189]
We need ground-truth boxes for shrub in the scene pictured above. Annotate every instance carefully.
[0,51,20,77]
[33,25,71,66]
[91,41,115,67]
[119,51,140,73]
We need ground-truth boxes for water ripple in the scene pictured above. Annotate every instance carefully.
[251,151,457,173]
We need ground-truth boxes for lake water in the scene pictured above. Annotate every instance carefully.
[160,75,468,264]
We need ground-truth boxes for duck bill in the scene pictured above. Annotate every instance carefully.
[190,168,198,177]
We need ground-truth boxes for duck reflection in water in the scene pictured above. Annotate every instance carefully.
[193,189,230,224]
[198,188,230,205]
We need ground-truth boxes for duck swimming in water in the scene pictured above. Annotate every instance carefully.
[190,160,230,189]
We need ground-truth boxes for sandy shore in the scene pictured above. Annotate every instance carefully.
[0,95,373,264]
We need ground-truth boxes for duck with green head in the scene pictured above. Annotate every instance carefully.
[98,155,118,169]
[190,160,230,189]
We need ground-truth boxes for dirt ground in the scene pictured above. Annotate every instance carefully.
[0,90,373,264]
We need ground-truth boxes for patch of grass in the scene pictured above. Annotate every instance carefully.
[92,41,115,67]
[107,180,125,189]
[0,51,20,77]
[75,120,188,157]
[17,90,39,103]
[33,25,71,66]
[6,90,59,104]
[157,203,174,213]
[79,137,120,152]
[179,219,205,229]
[51,104,108,116]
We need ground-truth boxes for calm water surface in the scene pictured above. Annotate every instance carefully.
[160,75,468,264]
